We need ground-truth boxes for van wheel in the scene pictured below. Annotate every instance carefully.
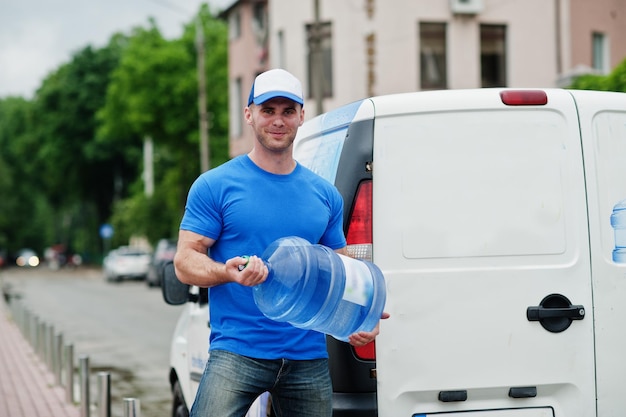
[172,381,189,417]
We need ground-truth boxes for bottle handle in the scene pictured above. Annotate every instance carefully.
[237,255,250,271]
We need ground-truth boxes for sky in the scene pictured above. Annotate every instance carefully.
[0,0,234,99]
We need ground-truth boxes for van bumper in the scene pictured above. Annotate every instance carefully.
[332,392,377,417]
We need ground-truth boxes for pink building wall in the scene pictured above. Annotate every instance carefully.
[569,0,626,71]
[226,0,269,158]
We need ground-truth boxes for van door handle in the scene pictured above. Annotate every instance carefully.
[527,306,585,320]
[526,294,585,333]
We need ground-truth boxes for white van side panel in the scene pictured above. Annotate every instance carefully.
[575,90,626,417]
[373,90,595,417]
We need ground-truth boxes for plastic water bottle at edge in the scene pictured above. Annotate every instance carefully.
[611,199,626,263]
[252,236,386,342]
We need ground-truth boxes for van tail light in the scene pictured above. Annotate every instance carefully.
[500,90,548,106]
[354,340,377,360]
[346,180,373,261]
[345,180,377,359]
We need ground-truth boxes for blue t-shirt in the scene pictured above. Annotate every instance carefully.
[180,155,346,360]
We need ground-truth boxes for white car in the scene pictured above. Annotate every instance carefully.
[15,248,39,267]
[103,246,151,282]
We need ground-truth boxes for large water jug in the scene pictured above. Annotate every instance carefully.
[252,236,386,342]
[611,199,626,263]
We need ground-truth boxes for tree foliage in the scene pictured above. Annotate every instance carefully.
[0,5,229,262]
[0,97,53,251]
[98,7,229,248]
[569,57,626,92]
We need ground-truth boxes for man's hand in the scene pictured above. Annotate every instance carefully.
[227,255,268,286]
[348,312,391,346]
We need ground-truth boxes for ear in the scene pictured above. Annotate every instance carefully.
[299,107,305,126]
[244,106,253,125]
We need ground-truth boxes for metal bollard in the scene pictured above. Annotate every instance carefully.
[97,372,111,417]
[43,323,50,362]
[54,333,64,385]
[35,317,43,357]
[12,301,22,332]
[123,398,141,417]
[41,321,48,358]
[80,355,90,417]
[47,324,55,369]
[17,302,25,334]
[65,344,75,403]
[23,308,31,343]
[30,314,39,347]
[19,304,26,334]
[13,302,23,333]
[40,322,47,361]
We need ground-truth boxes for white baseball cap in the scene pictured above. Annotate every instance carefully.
[248,69,304,106]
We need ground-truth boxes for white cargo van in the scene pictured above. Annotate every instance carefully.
[164,88,626,417]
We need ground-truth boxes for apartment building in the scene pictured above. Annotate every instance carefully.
[222,0,626,158]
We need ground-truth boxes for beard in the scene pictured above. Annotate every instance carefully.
[255,130,296,154]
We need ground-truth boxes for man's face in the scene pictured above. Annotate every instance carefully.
[246,97,304,153]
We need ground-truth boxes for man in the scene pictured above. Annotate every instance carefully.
[174,68,384,417]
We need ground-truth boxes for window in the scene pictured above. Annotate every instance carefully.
[419,22,447,90]
[252,2,267,40]
[306,21,333,99]
[480,25,507,87]
[277,30,286,69]
[231,78,243,138]
[366,33,376,97]
[592,32,609,73]
[228,10,241,40]
[252,2,268,60]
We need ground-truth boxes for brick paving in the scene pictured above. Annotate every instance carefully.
[0,296,80,417]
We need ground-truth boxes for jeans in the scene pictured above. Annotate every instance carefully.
[189,350,332,417]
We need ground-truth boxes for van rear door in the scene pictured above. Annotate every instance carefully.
[574,90,626,415]
[373,89,595,417]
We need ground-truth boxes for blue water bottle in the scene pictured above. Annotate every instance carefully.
[252,236,386,341]
[611,199,626,263]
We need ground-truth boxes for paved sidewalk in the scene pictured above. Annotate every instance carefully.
[0,295,80,417]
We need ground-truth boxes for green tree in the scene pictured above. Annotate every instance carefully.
[0,97,53,253]
[569,57,626,92]
[27,39,126,259]
[98,7,229,247]
[0,5,230,259]
[605,58,626,92]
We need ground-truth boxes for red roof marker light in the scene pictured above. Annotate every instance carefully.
[500,90,548,106]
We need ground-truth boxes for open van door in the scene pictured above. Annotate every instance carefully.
[373,89,596,417]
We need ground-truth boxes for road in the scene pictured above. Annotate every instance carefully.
[1,265,186,417]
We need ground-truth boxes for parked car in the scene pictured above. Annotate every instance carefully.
[15,248,39,267]
[146,239,177,287]
[103,246,151,282]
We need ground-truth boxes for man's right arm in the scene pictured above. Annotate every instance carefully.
[173,229,268,288]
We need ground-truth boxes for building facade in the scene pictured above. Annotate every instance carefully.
[222,0,626,158]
